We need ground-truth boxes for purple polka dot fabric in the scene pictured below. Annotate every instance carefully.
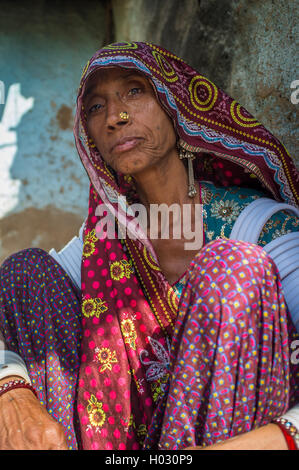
[144,239,299,449]
[1,239,298,450]
[0,248,82,449]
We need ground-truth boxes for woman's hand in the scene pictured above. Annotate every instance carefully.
[0,377,69,450]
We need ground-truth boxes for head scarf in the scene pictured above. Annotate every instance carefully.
[74,41,299,450]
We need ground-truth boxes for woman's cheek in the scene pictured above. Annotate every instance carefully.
[86,121,95,142]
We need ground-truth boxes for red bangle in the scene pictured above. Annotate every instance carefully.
[275,421,297,450]
[0,379,38,400]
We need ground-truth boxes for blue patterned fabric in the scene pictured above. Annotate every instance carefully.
[172,182,299,298]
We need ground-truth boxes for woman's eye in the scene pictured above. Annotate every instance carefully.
[89,103,103,113]
[128,87,141,96]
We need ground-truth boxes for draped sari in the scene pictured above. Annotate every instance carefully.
[73,42,299,449]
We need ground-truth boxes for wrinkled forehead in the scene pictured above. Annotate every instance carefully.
[76,54,178,133]
[82,66,151,100]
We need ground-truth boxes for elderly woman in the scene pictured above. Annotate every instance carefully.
[0,42,298,451]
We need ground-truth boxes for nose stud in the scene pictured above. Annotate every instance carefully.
[119,111,129,121]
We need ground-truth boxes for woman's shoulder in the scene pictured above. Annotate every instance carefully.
[201,180,299,246]
[201,180,265,238]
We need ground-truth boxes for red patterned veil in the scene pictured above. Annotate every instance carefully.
[73,42,299,449]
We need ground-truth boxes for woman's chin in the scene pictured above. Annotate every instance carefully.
[114,155,150,176]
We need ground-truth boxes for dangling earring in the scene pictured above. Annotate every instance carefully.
[178,146,197,198]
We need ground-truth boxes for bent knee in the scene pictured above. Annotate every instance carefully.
[1,248,50,273]
[198,237,265,258]
[187,238,279,301]
[193,238,276,274]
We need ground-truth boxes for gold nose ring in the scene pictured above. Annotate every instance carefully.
[119,111,129,121]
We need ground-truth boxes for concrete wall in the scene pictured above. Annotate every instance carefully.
[0,1,106,263]
[0,0,297,263]
[112,0,298,162]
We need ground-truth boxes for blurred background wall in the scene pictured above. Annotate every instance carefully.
[0,0,298,263]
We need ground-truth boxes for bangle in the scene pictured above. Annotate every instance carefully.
[0,379,38,400]
[273,418,299,450]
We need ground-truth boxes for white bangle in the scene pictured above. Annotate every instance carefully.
[0,351,31,384]
[282,404,299,430]
[273,404,299,449]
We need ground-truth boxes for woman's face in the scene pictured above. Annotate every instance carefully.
[83,67,177,175]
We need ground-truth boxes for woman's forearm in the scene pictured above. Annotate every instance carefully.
[185,423,288,450]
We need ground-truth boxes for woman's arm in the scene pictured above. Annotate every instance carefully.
[185,423,288,450]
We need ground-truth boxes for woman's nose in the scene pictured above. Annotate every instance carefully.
[106,100,129,129]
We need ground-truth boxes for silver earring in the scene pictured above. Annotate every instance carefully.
[179,146,197,198]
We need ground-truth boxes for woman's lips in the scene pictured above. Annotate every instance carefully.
[112,137,142,153]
